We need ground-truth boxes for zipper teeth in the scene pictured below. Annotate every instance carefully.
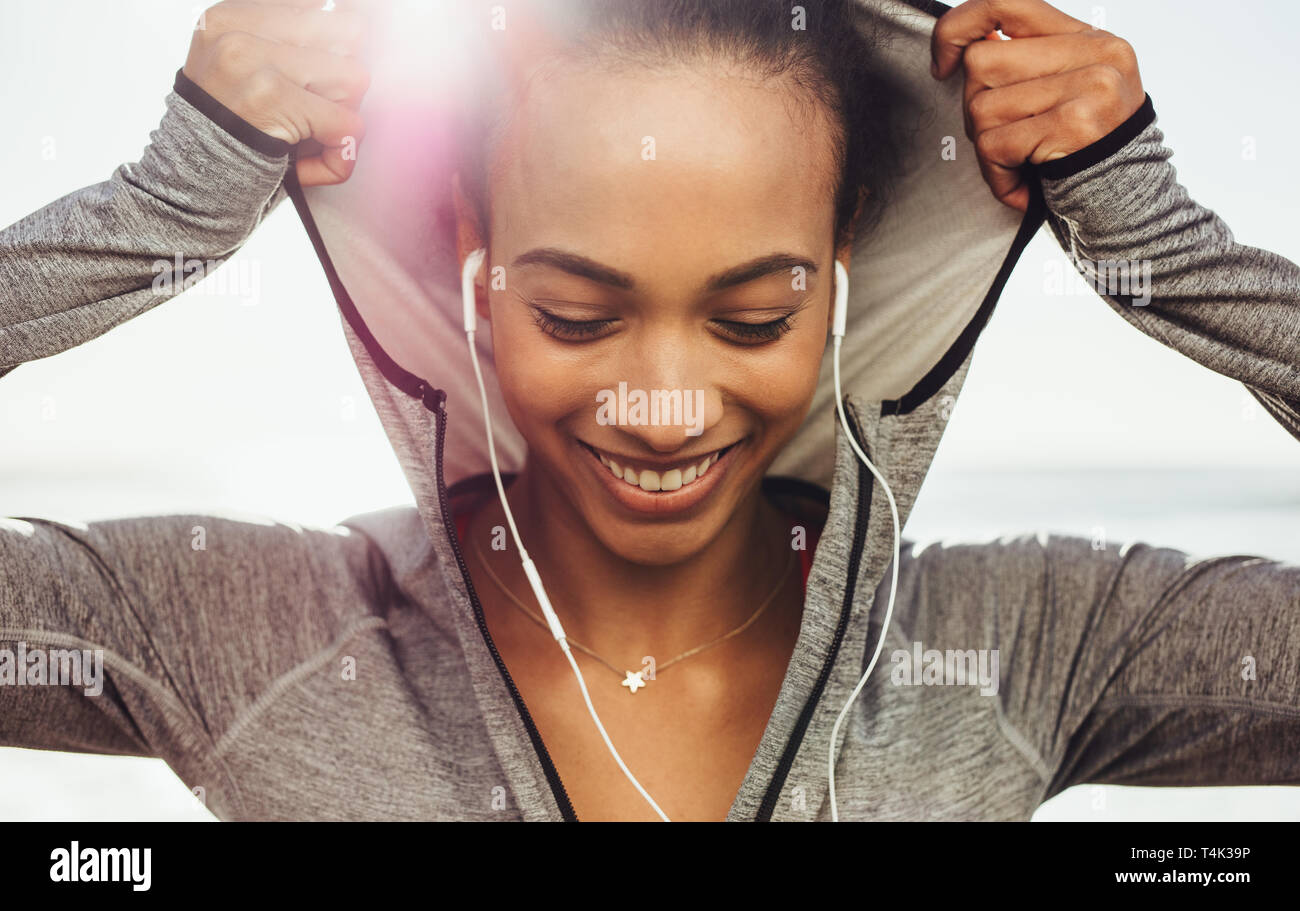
[754,400,873,822]
[431,397,579,821]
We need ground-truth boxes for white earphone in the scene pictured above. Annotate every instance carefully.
[827,258,901,823]
[460,249,899,822]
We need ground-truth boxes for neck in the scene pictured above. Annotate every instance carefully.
[469,461,798,665]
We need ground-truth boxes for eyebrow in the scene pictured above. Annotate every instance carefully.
[511,247,818,293]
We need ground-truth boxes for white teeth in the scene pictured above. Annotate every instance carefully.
[590,444,729,492]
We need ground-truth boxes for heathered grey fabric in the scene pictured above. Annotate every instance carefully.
[2,81,1299,819]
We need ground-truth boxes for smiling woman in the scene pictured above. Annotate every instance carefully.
[443,0,906,820]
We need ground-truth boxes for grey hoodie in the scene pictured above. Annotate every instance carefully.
[2,0,1298,821]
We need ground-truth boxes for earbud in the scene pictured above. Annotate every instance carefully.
[833,259,849,339]
[462,247,487,334]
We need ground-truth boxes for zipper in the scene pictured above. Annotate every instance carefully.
[425,385,579,821]
[754,398,874,821]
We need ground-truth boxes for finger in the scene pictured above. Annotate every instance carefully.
[965,65,1132,143]
[281,75,365,186]
[255,34,370,102]
[205,1,367,56]
[960,34,1078,138]
[973,137,1031,213]
[961,29,1134,105]
[195,28,370,106]
[972,107,1083,210]
[932,0,1088,79]
[296,151,353,186]
[292,76,365,146]
[295,121,363,187]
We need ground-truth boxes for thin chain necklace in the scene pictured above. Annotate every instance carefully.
[471,534,797,694]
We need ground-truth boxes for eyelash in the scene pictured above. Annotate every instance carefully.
[529,307,615,340]
[528,305,797,344]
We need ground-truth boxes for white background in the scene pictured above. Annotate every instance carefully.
[1,0,1297,820]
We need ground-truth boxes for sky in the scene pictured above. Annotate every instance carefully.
[1,0,1297,820]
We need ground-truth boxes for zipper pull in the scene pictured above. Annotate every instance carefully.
[417,382,446,414]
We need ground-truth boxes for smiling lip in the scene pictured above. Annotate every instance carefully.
[575,439,742,515]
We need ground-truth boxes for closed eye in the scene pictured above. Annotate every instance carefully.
[525,298,804,344]
[528,304,616,340]
[711,314,796,344]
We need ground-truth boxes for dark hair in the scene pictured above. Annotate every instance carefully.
[453,0,904,254]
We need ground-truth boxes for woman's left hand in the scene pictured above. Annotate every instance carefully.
[931,0,1146,212]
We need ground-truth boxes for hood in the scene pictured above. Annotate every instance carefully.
[285,0,1044,820]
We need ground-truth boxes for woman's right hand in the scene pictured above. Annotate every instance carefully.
[183,0,370,186]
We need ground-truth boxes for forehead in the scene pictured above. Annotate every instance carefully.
[490,61,839,286]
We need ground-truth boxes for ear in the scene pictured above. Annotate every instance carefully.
[451,171,492,322]
[827,187,866,333]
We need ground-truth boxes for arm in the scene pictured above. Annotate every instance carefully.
[932,0,1300,441]
[0,2,374,795]
[899,534,1300,799]
[0,0,369,376]
[0,75,290,376]
[1036,99,1300,441]
[0,512,389,821]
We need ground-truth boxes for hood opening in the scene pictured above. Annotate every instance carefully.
[288,0,1040,498]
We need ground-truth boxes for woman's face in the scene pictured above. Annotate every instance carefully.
[458,60,850,566]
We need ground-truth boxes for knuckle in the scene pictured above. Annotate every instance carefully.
[932,18,956,47]
[1062,97,1105,138]
[201,2,231,34]
[1104,33,1139,69]
[962,39,990,74]
[974,127,1001,160]
[210,30,253,71]
[984,0,1012,25]
[1083,63,1124,95]
[243,66,280,109]
[967,89,994,125]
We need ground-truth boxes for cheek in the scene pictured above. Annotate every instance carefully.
[489,312,596,434]
[723,328,826,424]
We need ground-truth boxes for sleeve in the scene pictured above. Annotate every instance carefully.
[906,533,1300,797]
[1035,95,1300,442]
[0,70,291,378]
[0,513,388,772]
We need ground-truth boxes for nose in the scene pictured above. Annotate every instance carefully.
[604,337,724,453]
